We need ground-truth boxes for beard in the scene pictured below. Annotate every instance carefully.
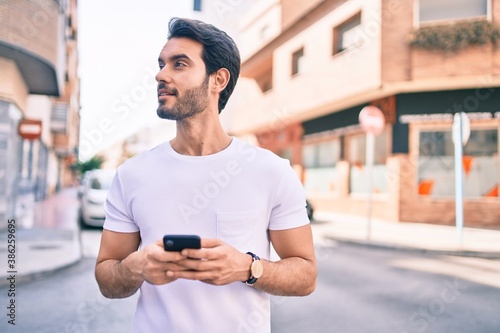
[156,76,209,121]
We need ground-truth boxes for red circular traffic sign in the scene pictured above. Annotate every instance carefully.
[359,106,385,135]
[18,119,43,140]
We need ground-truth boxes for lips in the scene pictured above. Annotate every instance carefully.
[158,90,176,98]
[157,85,177,98]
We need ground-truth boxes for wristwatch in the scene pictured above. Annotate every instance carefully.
[244,252,263,286]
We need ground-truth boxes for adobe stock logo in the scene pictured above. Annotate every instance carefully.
[400,277,467,333]
[213,0,245,20]
[178,142,257,224]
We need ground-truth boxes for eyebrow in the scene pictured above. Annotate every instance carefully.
[158,53,192,64]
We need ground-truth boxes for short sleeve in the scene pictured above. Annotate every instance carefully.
[268,160,310,231]
[103,170,139,233]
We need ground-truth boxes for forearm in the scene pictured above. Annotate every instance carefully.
[252,257,317,296]
[95,256,144,299]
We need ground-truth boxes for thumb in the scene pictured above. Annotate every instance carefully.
[155,239,165,248]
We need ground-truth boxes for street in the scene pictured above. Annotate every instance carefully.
[1,228,499,332]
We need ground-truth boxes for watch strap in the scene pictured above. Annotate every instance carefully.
[244,252,260,285]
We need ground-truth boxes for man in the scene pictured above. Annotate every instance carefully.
[95,17,317,333]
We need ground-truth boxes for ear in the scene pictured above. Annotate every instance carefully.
[211,68,230,93]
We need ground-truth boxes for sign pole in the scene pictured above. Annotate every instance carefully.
[453,113,465,244]
[359,106,385,241]
[366,132,375,240]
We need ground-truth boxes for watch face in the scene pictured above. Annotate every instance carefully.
[251,260,263,279]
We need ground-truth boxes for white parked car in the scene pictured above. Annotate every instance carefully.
[79,169,116,227]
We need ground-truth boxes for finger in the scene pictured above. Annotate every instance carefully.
[181,238,222,258]
[150,247,186,263]
[201,238,222,248]
[181,248,209,259]
[167,269,213,281]
[163,262,193,272]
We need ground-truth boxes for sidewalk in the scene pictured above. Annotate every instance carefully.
[311,211,500,259]
[0,187,82,286]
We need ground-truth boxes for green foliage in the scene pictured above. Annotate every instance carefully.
[71,155,104,176]
[408,20,500,51]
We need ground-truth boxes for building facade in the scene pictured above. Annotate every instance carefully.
[0,0,80,229]
[229,0,500,227]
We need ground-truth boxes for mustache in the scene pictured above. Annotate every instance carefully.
[157,83,178,95]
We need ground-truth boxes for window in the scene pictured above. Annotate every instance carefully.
[417,0,488,24]
[303,140,341,168]
[347,130,389,195]
[332,12,362,55]
[419,129,498,157]
[417,126,499,198]
[291,47,304,76]
[346,131,388,165]
[193,0,202,11]
[303,139,341,193]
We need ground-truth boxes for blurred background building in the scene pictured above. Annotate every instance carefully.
[222,0,500,227]
[0,0,80,229]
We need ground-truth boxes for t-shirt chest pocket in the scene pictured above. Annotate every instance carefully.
[216,210,261,251]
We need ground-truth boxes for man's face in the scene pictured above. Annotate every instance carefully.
[156,37,210,121]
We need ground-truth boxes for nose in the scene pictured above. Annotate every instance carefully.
[155,66,172,84]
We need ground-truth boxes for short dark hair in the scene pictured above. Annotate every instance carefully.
[167,17,241,113]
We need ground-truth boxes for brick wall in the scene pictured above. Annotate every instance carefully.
[0,0,60,66]
[280,0,327,29]
[0,57,28,111]
[381,0,500,84]
[411,43,496,80]
[380,0,413,83]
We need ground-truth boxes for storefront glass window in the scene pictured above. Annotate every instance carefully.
[418,127,499,198]
[303,139,340,193]
[348,131,389,195]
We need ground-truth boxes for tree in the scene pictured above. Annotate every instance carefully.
[71,155,104,177]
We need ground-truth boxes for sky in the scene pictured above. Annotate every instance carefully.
[78,0,253,161]
[77,0,193,161]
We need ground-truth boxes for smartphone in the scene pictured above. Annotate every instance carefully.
[163,234,201,252]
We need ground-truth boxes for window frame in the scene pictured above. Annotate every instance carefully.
[411,119,500,198]
[193,0,202,12]
[291,47,304,77]
[413,0,492,28]
[332,12,362,56]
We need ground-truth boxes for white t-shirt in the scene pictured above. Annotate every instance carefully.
[104,137,310,333]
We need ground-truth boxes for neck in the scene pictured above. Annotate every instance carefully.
[170,111,232,156]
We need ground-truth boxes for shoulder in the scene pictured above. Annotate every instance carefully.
[231,138,290,173]
[116,141,169,175]
[233,137,285,161]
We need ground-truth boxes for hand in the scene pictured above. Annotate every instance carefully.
[167,238,253,286]
[125,239,191,285]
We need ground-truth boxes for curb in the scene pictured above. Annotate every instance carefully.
[0,257,82,288]
[0,228,84,288]
[327,236,500,259]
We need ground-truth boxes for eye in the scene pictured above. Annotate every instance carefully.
[174,61,186,68]
[158,63,165,70]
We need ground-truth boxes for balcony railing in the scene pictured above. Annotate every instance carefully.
[50,102,68,133]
